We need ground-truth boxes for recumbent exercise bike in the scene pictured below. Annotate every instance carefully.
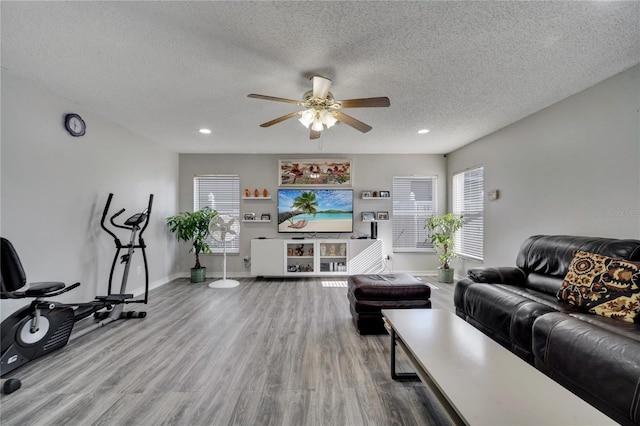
[0,193,153,394]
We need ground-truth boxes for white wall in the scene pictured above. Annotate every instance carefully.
[177,154,448,276]
[1,72,180,321]
[447,65,640,270]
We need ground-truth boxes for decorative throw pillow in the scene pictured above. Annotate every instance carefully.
[557,250,640,323]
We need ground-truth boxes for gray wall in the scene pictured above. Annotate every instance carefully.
[447,64,640,270]
[2,63,637,320]
[1,72,180,321]
[177,154,448,276]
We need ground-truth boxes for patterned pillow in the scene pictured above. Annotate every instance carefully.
[557,250,640,323]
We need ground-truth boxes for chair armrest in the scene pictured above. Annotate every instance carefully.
[467,267,527,286]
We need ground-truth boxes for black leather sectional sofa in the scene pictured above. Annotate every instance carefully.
[454,235,640,426]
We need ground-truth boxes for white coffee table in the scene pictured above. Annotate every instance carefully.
[382,308,617,425]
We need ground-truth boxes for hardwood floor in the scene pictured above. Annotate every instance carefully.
[1,276,456,425]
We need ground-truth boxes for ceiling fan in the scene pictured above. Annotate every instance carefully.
[248,76,390,139]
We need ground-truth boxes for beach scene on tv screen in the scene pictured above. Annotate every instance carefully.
[278,189,353,233]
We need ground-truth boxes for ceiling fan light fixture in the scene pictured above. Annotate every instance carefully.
[319,109,337,128]
[311,118,324,132]
[298,109,315,128]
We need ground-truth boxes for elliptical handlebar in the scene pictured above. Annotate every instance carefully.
[139,194,154,238]
[101,194,154,234]
[110,208,130,231]
[100,193,120,243]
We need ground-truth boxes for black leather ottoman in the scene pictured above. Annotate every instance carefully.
[347,273,432,334]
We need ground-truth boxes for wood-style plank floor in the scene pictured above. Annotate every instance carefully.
[1,276,456,425]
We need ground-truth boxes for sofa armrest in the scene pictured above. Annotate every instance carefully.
[467,267,527,286]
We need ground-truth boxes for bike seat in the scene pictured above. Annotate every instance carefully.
[24,281,66,297]
[1,238,79,299]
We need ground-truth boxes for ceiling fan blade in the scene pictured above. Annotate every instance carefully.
[248,94,302,105]
[312,76,332,99]
[259,111,301,128]
[310,129,321,139]
[338,97,390,108]
[333,111,372,133]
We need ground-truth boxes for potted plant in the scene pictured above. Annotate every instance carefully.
[166,207,218,283]
[425,213,464,283]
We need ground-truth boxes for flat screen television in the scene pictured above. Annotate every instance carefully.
[278,188,353,234]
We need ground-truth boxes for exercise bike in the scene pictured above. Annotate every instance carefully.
[0,193,153,394]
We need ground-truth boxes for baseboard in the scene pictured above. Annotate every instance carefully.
[131,272,184,297]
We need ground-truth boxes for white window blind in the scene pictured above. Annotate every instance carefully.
[193,175,240,254]
[392,176,437,252]
[453,167,484,260]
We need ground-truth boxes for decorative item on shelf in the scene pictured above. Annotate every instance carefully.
[263,188,269,197]
[372,191,379,197]
[166,207,218,283]
[243,213,255,221]
[362,191,372,198]
[320,244,327,256]
[361,211,375,221]
[339,244,346,256]
[295,244,305,256]
[244,188,250,197]
[261,213,271,221]
[308,246,314,256]
[376,211,389,220]
[425,213,464,283]
[287,247,294,256]
[379,191,390,198]
[254,188,259,197]
[329,245,336,255]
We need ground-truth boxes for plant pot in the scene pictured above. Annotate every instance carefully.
[191,267,206,283]
[437,267,455,283]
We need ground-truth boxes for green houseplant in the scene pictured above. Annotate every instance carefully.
[166,207,218,283]
[425,213,464,283]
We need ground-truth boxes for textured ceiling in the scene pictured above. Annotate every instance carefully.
[2,1,639,154]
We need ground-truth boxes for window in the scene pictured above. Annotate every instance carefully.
[392,176,437,252]
[194,175,240,254]
[453,167,484,260]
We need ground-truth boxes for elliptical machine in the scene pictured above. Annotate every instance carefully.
[0,193,153,394]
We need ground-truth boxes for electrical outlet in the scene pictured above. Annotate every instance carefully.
[385,255,391,260]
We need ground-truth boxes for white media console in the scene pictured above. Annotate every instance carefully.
[250,238,383,277]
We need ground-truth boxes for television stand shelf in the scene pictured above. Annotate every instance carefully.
[251,238,383,277]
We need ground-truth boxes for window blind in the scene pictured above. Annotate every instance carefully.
[193,175,240,254]
[392,176,437,252]
[453,167,484,260]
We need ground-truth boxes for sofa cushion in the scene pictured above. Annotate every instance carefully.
[516,235,640,278]
[459,283,556,361]
[557,250,640,323]
[533,312,640,426]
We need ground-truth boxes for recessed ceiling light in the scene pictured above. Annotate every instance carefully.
[199,128,212,134]
[418,129,430,134]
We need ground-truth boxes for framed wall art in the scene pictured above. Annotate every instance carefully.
[279,159,352,186]
[376,211,389,220]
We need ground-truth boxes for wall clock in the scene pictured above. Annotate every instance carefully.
[64,113,86,137]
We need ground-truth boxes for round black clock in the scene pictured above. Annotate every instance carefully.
[64,113,86,137]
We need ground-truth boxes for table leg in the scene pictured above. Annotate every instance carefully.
[390,327,419,381]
